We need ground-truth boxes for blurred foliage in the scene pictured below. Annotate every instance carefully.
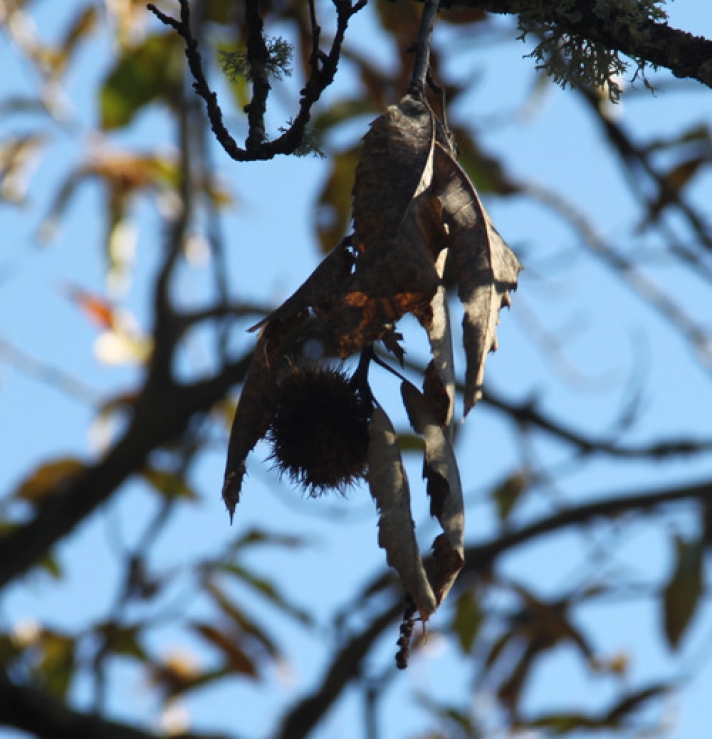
[1,1,711,739]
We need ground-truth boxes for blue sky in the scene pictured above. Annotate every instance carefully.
[2,1,712,738]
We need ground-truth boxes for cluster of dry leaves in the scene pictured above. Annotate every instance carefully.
[223,93,521,631]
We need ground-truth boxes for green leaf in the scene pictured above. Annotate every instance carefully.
[217,563,313,625]
[99,32,183,130]
[520,683,669,733]
[523,712,599,734]
[662,534,704,649]
[229,527,308,552]
[216,41,250,111]
[14,457,86,503]
[203,580,280,658]
[95,621,147,661]
[394,432,425,453]
[452,590,482,653]
[36,631,76,698]
[492,471,527,522]
[141,466,198,501]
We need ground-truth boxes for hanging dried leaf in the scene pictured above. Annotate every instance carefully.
[423,249,456,432]
[367,406,437,620]
[401,380,464,604]
[222,92,520,551]
[224,241,355,516]
[433,141,522,414]
[249,237,354,339]
[352,95,435,250]
[222,338,278,519]
[338,94,445,354]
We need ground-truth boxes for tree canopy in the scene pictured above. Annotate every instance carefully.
[1,1,712,738]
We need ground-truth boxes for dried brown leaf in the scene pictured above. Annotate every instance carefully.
[433,141,521,414]
[401,380,464,604]
[423,250,456,432]
[352,94,435,251]
[222,337,278,519]
[338,95,445,354]
[367,406,437,620]
[249,239,354,338]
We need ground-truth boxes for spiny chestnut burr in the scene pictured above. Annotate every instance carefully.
[267,362,372,496]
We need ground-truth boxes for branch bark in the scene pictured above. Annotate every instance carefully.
[273,477,712,734]
[0,355,252,589]
[275,602,401,739]
[0,668,232,739]
[465,477,712,572]
[443,0,712,89]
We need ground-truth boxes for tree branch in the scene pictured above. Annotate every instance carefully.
[0,668,232,739]
[0,354,252,589]
[409,0,440,94]
[482,385,712,460]
[275,477,712,732]
[148,0,367,162]
[275,602,401,739]
[399,355,712,460]
[244,0,271,150]
[465,476,712,572]
[443,0,712,90]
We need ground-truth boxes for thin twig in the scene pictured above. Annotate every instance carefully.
[410,0,441,95]
[244,0,271,149]
[148,0,367,161]
[524,181,712,367]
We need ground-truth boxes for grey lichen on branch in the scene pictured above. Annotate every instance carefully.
[435,0,712,94]
[147,0,366,161]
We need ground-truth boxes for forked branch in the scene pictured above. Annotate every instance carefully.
[148,0,367,161]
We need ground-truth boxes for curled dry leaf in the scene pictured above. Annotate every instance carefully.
[367,406,438,620]
[423,249,456,433]
[223,91,520,627]
[222,337,278,520]
[401,380,465,605]
[432,141,522,414]
[223,239,354,517]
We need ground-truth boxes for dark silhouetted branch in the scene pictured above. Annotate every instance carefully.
[148,0,366,162]
[275,602,401,739]
[0,668,232,739]
[465,477,712,571]
[276,477,712,732]
[444,0,712,89]
[0,354,252,589]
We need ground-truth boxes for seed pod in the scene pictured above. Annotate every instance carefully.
[267,363,371,495]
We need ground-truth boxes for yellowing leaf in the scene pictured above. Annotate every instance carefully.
[15,458,86,503]
[452,590,483,653]
[0,133,46,204]
[141,467,198,501]
[36,631,76,698]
